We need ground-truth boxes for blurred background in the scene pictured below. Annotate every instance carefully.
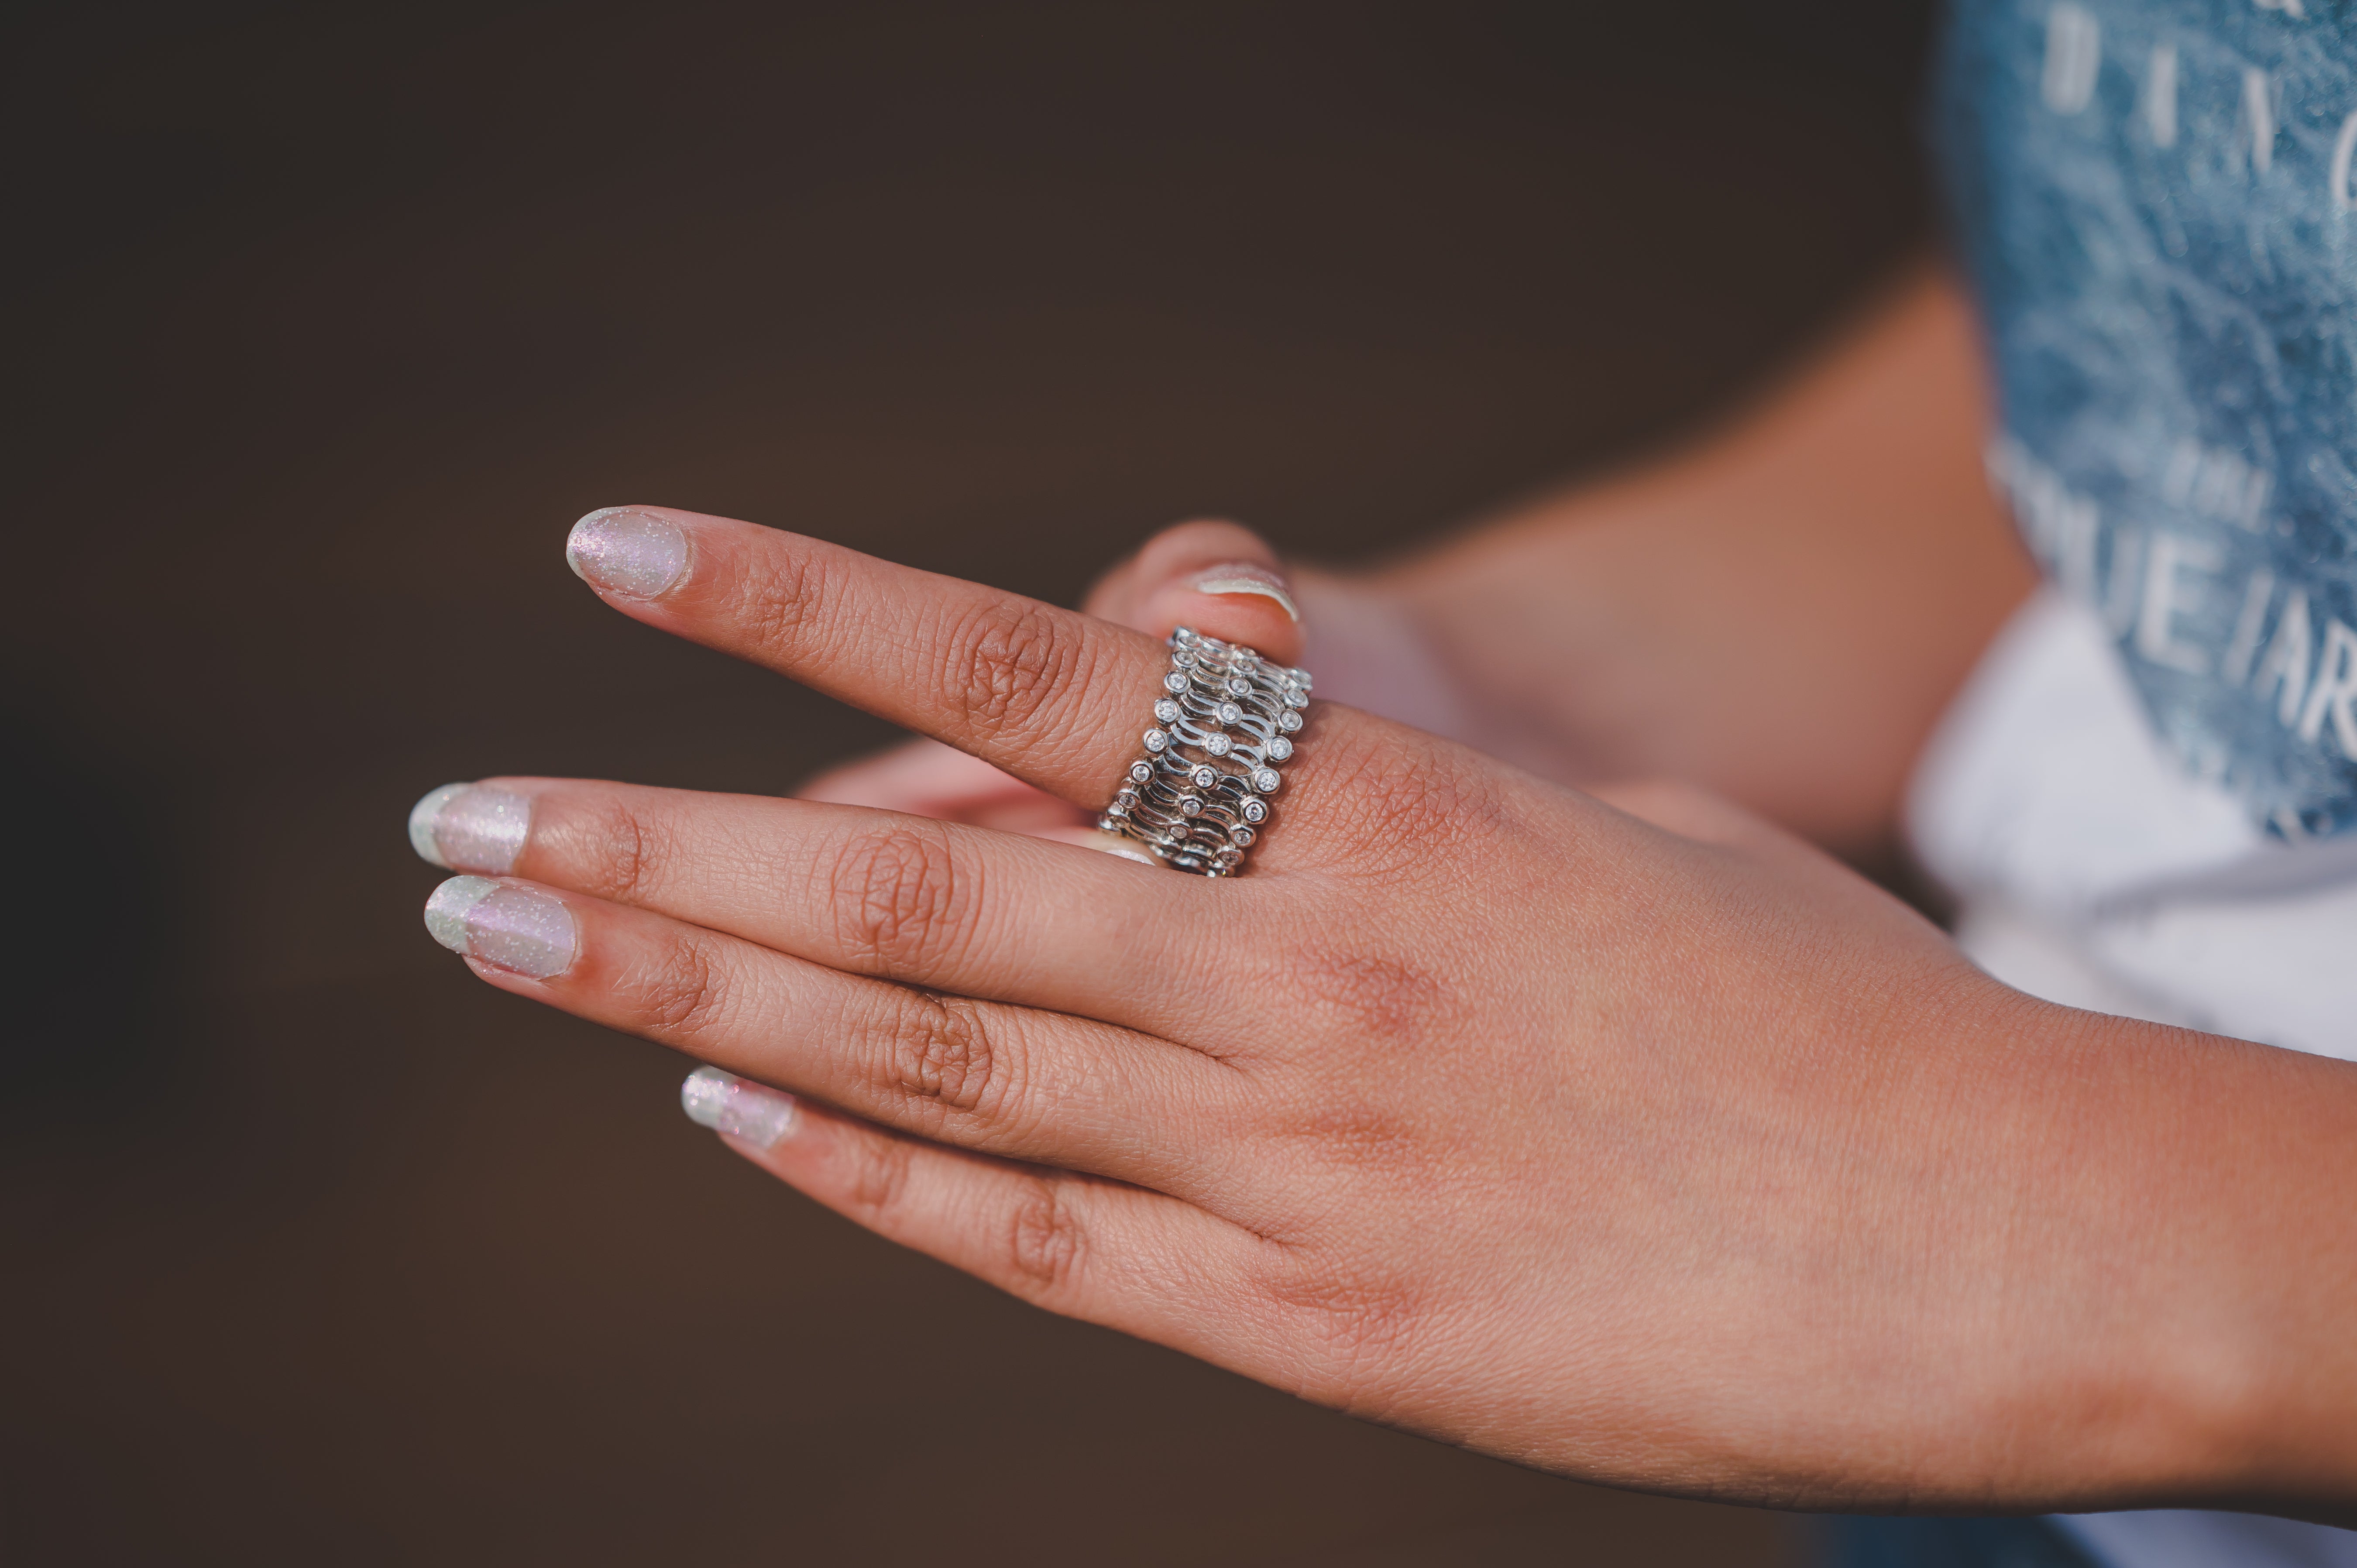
[5,2,1937,1561]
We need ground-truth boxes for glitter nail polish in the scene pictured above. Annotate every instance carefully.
[680,1066,798,1148]
[408,782,530,873]
[1186,562,1299,621]
[423,875,577,978]
[567,507,689,598]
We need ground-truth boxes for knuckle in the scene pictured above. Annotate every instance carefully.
[1288,946,1446,1045]
[564,797,656,905]
[615,928,733,1043]
[1285,1103,1436,1180]
[878,990,1014,1122]
[824,821,972,972]
[847,1132,917,1217]
[1004,1178,1088,1297]
[1255,1252,1425,1380]
[1299,727,1509,874]
[945,599,1083,743]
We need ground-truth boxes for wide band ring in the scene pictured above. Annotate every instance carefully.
[1098,627,1310,875]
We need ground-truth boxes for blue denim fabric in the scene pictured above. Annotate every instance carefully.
[1821,1516,2103,1568]
[1934,0,2357,840]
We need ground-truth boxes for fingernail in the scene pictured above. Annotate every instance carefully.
[1186,562,1298,621]
[567,507,689,598]
[681,1066,798,1148]
[1082,829,1163,867]
[408,782,530,872]
[423,875,577,978]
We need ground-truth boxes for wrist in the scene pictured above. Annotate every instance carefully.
[1931,998,2357,1514]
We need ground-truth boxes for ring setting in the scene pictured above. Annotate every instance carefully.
[1099,627,1311,875]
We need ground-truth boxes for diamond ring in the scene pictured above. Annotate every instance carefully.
[1099,628,1310,875]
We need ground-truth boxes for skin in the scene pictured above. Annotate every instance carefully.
[807,269,2034,861]
[429,271,2357,1519]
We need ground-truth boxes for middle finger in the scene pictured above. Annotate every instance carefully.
[414,776,1217,1032]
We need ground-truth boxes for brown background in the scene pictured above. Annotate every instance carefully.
[4,2,1936,1561]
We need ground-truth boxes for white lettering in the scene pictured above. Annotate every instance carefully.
[2161,438,2200,503]
[2244,67,2278,175]
[2135,534,2223,674]
[2199,459,2267,530]
[2253,589,2314,726]
[2221,567,2276,685]
[1989,436,2102,600]
[2297,619,2357,757]
[2161,437,2270,530]
[2147,43,2178,147]
[2333,110,2357,212]
[2103,527,2146,637]
[2044,6,2102,115]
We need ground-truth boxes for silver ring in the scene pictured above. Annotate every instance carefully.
[1098,627,1310,875]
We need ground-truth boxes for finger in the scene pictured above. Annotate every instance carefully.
[415,778,1206,1026]
[561,505,1307,815]
[423,872,1236,1187]
[797,737,1085,835]
[1584,776,1861,888]
[791,523,1297,829]
[1082,518,1304,666]
[1585,776,1789,851]
[719,1093,1274,1354]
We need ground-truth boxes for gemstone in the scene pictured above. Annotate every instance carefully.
[1278,709,1302,733]
[1154,698,1180,724]
[1241,797,1267,823]
[1226,676,1252,697]
[1266,735,1292,761]
[1214,846,1244,867]
[1229,825,1255,848]
[1144,729,1168,751]
[1283,689,1308,709]
[1251,768,1280,793]
[1203,733,1231,756]
[1129,761,1153,784]
[1191,765,1218,789]
[1172,626,1198,644]
[1216,701,1243,725]
[1164,672,1189,694]
[1178,795,1203,817]
[1288,667,1312,689]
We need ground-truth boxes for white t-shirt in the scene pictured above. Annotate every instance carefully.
[1909,587,2357,1567]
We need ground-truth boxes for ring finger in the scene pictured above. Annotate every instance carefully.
[420,871,1242,1194]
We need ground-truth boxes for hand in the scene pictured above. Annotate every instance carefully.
[795,519,1307,844]
[412,505,2357,1515]
[798,518,1473,837]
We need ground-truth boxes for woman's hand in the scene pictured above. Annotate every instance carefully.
[794,518,1313,842]
[412,505,2357,1516]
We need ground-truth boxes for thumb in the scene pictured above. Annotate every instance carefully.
[1082,518,1305,667]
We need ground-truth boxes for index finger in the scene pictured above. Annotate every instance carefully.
[566,504,1273,815]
